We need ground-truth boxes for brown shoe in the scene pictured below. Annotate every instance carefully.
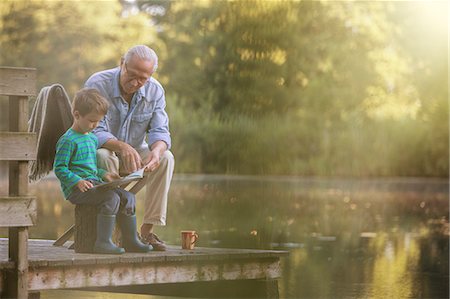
[140,233,167,251]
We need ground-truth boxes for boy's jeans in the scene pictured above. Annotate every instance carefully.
[96,149,174,226]
[67,182,136,216]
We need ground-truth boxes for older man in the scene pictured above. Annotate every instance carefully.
[85,45,174,251]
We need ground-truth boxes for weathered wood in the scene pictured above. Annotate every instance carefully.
[28,292,41,299]
[0,132,37,161]
[0,239,287,293]
[8,161,30,211]
[127,175,148,193]
[25,258,281,291]
[5,227,28,299]
[0,67,37,96]
[73,205,121,253]
[9,96,29,132]
[1,66,36,299]
[74,205,98,253]
[0,197,37,227]
[52,225,74,247]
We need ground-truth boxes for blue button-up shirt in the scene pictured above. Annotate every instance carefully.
[85,67,171,153]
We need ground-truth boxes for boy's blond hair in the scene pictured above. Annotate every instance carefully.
[72,88,109,116]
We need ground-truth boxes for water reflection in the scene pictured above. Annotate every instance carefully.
[1,174,448,298]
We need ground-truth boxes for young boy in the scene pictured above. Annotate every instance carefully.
[54,88,151,254]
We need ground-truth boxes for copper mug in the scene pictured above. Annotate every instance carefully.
[181,230,199,250]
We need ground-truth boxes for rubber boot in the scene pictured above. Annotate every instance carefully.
[118,214,152,252]
[93,214,125,254]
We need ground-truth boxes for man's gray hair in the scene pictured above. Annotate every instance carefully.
[124,45,158,73]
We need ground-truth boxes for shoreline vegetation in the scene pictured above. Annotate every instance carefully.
[0,1,448,178]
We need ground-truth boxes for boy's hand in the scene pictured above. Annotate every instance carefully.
[76,180,93,192]
[103,172,121,182]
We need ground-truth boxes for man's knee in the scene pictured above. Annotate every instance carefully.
[160,150,175,167]
[97,148,116,162]
[97,148,119,173]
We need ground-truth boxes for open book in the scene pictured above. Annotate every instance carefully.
[92,168,145,190]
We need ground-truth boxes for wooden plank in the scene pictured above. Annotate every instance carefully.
[0,197,37,227]
[0,239,288,266]
[8,161,29,196]
[0,132,37,161]
[9,96,29,132]
[2,83,34,299]
[0,261,15,269]
[52,225,74,247]
[0,67,37,96]
[128,176,148,193]
[27,259,282,291]
[1,239,287,292]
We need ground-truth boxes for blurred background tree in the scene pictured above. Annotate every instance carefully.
[0,0,157,92]
[0,0,447,177]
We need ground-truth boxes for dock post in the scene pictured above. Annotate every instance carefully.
[0,67,37,299]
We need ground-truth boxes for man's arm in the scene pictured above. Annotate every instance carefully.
[102,139,143,174]
[151,140,168,156]
[147,85,171,150]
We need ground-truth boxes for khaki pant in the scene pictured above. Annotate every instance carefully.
[97,148,175,226]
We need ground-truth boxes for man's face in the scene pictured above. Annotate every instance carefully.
[119,56,154,95]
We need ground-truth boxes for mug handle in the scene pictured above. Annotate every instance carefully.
[191,233,199,245]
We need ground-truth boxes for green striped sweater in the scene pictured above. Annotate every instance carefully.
[54,128,107,198]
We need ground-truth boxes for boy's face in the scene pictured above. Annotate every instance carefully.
[73,111,104,134]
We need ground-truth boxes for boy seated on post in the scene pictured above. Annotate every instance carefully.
[53,88,151,254]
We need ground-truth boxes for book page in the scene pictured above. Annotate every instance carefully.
[91,168,144,190]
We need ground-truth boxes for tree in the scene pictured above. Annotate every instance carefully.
[0,0,157,95]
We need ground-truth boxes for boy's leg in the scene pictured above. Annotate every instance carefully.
[68,187,121,215]
[68,187,124,254]
[114,188,136,215]
[114,188,151,252]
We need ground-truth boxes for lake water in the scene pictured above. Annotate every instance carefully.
[1,174,448,299]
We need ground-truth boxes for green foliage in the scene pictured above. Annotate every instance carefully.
[0,0,156,96]
[0,0,447,177]
[152,0,448,176]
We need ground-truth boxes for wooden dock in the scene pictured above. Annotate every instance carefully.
[0,238,287,298]
[0,66,288,298]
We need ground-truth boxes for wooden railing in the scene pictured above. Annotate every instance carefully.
[0,66,37,299]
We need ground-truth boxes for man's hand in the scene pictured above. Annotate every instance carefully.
[76,180,93,192]
[143,150,161,172]
[143,141,167,172]
[118,142,142,174]
[103,172,121,182]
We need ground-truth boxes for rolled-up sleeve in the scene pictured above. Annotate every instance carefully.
[148,92,171,149]
[85,74,118,147]
[93,116,117,147]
